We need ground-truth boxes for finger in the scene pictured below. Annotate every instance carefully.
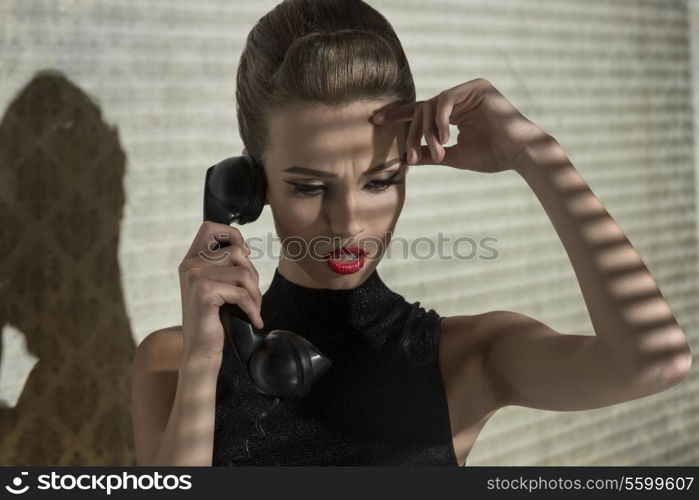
[195,242,253,268]
[422,98,443,163]
[414,144,460,168]
[185,221,246,260]
[191,272,263,329]
[203,265,263,310]
[371,100,422,125]
[216,284,264,330]
[205,246,260,292]
[406,104,423,165]
[435,91,453,145]
[184,238,252,271]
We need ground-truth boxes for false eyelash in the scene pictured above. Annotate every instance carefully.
[285,171,405,198]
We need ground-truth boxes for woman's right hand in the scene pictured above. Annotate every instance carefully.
[178,221,264,360]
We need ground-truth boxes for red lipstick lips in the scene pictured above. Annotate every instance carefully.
[325,246,366,275]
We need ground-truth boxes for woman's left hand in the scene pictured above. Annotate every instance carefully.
[371,78,552,173]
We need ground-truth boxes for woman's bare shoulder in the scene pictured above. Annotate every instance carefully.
[135,325,184,371]
[440,314,491,356]
[150,325,183,337]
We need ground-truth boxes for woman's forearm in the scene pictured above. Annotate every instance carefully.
[154,352,222,466]
[512,136,691,376]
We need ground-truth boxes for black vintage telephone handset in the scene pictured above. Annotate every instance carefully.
[204,155,333,462]
[203,156,332,402]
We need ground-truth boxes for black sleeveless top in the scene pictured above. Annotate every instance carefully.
[212,267,458,466]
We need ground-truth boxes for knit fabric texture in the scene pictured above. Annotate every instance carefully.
[212,266,458,466]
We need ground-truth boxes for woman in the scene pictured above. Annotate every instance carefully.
[130,0,692,466]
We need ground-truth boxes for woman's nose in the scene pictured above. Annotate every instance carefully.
[326,190,364,238]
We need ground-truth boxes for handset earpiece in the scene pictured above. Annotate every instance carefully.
[204,155,267,225]
[203,156,332,401]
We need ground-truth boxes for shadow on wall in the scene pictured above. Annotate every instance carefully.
[0,69,136,465]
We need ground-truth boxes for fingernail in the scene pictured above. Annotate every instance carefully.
[372,112,385,123]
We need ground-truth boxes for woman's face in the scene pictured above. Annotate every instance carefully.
[259,98,409,289]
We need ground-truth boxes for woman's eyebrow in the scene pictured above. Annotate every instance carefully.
[283,155,405,178]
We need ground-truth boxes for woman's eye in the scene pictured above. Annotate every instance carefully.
[285,183,327,197]
[365,178,403,195]
[283,175,404,198]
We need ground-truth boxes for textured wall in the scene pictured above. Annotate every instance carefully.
[0,0,695,466]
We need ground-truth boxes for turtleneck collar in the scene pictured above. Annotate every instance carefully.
[260,267,405,341]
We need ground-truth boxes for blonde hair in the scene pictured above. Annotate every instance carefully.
[236,0,415,165]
